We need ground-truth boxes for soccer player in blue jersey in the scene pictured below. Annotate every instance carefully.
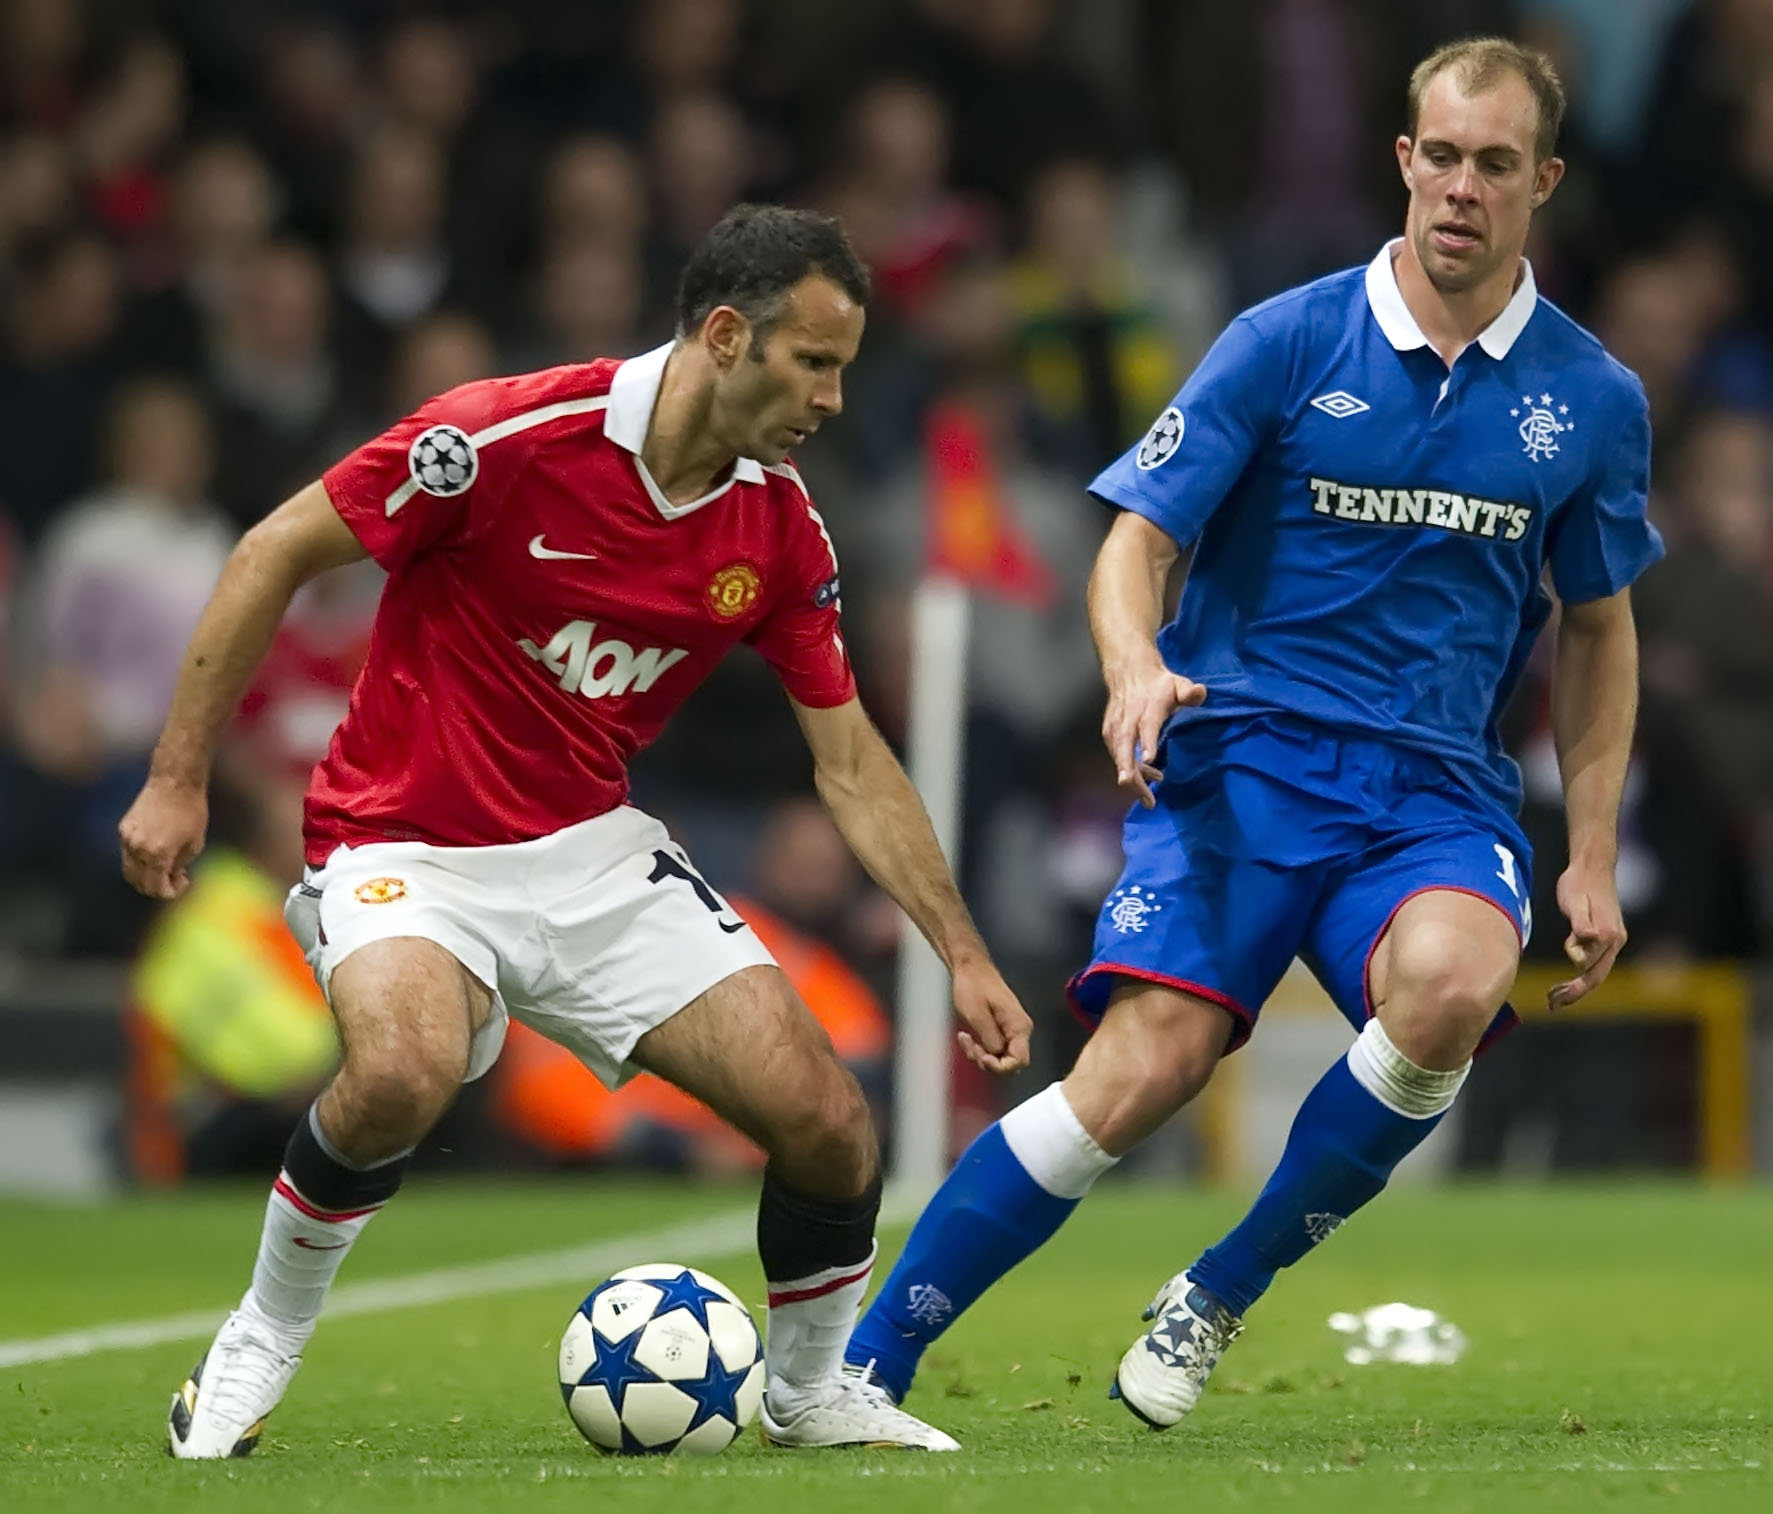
[846,37,1662,1428]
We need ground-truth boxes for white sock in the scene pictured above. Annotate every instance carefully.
[242,1171,386,1339]
[1001,1082,1120,1196]
[763,1241,877,1414]
[1346,1018,1469,1118]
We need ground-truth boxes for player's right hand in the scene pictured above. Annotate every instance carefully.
[119,777,209,900]
[1102,656,1205,808]
[950,954,1032,1076]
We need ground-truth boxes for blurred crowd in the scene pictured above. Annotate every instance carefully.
[2,0,1769,1175]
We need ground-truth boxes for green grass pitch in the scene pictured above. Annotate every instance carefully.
[2,1180,1769,1512]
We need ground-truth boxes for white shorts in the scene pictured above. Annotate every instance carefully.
[284,806,776,1088]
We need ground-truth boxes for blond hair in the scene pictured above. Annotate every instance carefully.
[1408,36,1565,163]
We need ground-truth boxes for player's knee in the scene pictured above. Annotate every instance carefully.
[335,1040,460,1143]
[1379,921,1513,1056]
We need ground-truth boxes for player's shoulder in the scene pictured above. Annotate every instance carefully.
[759,457,812,504]
[1215,266,1368,386]
[755,458,839,569]
[1523,297,1649,415]
[1236,265,1367,341]
[415,361,621,442]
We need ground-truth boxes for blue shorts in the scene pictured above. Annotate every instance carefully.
[1067,716,1532,1053]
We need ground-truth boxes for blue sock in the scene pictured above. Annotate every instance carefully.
[1189,1054,1443,1317]
[846,1124,1081,1400]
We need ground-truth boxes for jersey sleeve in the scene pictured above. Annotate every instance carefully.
[747,494,856,708]
[1088,311,1289,546]
[1546,377,1664,602]
[320,383,513,572]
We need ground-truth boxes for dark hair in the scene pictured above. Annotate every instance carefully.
[1408,36,1565,163]
[674,203,871,343]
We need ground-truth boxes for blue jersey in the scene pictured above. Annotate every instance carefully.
[1090,242,1663,815]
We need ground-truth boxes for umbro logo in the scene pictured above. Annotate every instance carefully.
[1309,391,1371,419]
[529,535,596,561]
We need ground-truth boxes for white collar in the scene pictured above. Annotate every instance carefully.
[1364,237,1537,360]
[604,340,765,495]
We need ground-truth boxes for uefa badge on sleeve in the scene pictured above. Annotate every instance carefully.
[1136,407,1185,470]
[408,424,479,496]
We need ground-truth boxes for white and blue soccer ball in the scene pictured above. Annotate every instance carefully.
[558,1264,764,1455]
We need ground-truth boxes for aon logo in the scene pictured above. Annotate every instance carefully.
[518,620,688,697]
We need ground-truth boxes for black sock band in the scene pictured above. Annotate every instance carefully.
[757,1164,882,1282]
[281,1105,408,1212]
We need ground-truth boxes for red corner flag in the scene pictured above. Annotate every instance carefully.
[924,399,1057,608]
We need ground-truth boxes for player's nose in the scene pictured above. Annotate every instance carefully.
[1446,159,1480,200]
[812,375,843,416]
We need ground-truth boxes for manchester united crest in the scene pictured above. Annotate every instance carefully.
[354,876,408,905]
[707,562,762,619]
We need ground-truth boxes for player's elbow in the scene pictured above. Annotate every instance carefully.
[1558,588,1634,643]
[238,480,367,588]
[812,755,867,813]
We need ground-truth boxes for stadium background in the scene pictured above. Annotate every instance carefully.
[0,0,1768,1193]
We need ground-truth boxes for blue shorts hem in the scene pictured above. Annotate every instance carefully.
[1064,963,1256,1053]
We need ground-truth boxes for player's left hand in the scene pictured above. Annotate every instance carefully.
[1548,864,1626,1010]
[950,955,1032,1075]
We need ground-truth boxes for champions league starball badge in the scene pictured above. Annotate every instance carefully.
[407,424,479,496]
[1136,407,1185,470]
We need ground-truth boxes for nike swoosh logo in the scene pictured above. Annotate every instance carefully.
[291,1236,350,1250]
[529,535,596,560]
[718,919,747,934]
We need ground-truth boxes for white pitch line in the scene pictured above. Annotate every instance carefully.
[0,1185,925,1372]
[0,1206,756,1369]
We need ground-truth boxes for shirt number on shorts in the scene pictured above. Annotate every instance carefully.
[1493,842,1532,941]
[647,849,747,933]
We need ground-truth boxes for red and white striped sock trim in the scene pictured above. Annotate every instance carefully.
[271,1173,384,1225]
[766,1252,876,1308]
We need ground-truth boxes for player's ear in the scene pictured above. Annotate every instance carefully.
[1529,154,1565,208]
[701,305,751,371]
[1395,134,1415,189]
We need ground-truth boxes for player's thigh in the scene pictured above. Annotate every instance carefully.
[286,845,511,1073]
[1066,775,1319,1054]
[629,964,873,1179]
[1063,979,1238,1157]
[1305,827,1529,1068]
[326,936,496,1089]
[504,810,781,1081]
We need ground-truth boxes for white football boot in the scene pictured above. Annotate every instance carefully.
[760,1364,960,1450]
[1110,1271,1243,1428]
[167,1308,305,1458]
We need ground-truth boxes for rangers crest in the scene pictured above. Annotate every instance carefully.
[905,1284,954,1327]
[1509,392,1573,462]
[1108,884,1162,934]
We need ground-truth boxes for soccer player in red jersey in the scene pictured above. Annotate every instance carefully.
[121,205,1031,1457]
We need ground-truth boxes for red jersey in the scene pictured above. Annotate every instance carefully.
[305,344,854,864]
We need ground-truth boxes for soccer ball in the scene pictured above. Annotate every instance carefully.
[407,424,477,495]
[558,1264,764,1455]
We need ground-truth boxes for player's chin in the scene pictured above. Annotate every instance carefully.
[754,432,801,465]
[1423,246,1491,292]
